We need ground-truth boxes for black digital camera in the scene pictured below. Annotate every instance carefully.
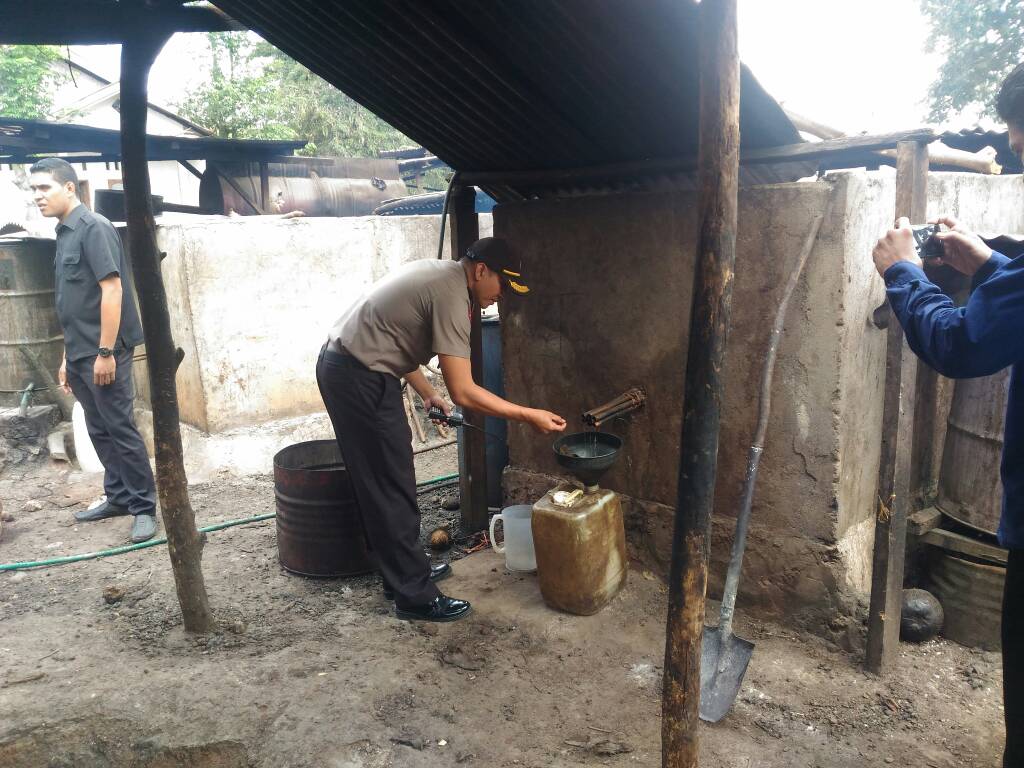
[910,223,945,260]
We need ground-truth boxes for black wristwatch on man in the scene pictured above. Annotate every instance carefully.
[97,346,113,358]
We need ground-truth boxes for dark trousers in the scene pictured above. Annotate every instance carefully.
[315,345,439,609]
[66,348,156,516]
[1006,549,1023,767]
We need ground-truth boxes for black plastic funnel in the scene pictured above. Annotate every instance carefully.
[552,432,622,488]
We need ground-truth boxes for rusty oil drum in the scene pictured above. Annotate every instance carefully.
[937,368,1010,536]
[0,238,64,406]
[273,440,372,577]
[927,549,1005,650]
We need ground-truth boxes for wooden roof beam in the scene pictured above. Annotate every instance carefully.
[458,128,938,187]
[0,3,243,45]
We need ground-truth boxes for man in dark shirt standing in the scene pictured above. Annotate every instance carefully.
[871,64,1024,768]
[29,158,157,544]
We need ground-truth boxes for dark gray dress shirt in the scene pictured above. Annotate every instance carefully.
[54,204,144,362]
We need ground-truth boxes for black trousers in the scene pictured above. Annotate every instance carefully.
[315,345,439,608]
[65,348,156,516]
[1006,549,1023,768]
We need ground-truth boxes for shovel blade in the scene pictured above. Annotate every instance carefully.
[699,626,755,723]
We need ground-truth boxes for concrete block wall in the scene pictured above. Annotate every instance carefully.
[152,214,491,433]
[496,171,1024,633]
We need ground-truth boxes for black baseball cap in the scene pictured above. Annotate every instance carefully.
[465,237,530,294]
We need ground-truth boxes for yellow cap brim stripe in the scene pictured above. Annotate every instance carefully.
[508,279,530,294]
[502,269,522,278]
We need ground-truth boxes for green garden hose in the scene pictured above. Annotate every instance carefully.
[0,472,460,572]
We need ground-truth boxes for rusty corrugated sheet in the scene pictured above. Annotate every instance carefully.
[940,127,1021,174]
[212,0,805,200]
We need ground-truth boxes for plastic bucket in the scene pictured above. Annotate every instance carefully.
[489,504,536,572]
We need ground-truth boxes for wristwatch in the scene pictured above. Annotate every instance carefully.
[97,347,113,358]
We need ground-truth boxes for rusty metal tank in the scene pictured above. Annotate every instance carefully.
[0,237,63,406]
[200,158,408,217]
[937,368,1010,536]
[273,440,372,577]
[927,549,1005,650]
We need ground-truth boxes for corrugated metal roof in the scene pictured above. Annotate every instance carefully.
[375,189,497,216]
[0,117,305,164]
[940,128,1021,174]
[810,127,1022,176]
[213,0,804,199]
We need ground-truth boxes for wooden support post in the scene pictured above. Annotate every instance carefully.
[120,34,215,633]
[259,161,270,213]
[865,140,929,674]
[662,1,740,766]
[449,185,487,532]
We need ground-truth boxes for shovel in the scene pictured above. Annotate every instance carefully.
[699,213,824,723]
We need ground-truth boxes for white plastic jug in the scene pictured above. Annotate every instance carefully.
[72,401,104,474]
[489,504,537,572]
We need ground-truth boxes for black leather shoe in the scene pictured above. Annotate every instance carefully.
[74,500,131,522]
[383,562,451,601]
[130,513,158,543]
[395,594,471,623]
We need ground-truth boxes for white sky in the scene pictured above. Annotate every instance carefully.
[67,1,973,137]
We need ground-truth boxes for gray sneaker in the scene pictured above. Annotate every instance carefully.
[130,513,158,543]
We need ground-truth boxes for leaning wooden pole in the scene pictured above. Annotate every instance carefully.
[865,140,928,673]
[120,34,215,633]
[662,1,740,766]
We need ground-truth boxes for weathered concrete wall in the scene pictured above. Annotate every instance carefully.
[833,172,1024,594]
[154,214,491,433]
[496,170,1024,631]
[496,181,852,633]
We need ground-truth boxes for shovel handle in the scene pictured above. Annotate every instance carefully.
[718,213,825,638]
[718,445,761,637]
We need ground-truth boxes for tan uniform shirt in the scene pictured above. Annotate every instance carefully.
[328,259,471,378]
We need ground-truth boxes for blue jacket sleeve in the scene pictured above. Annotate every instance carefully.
[884,252,1022,378]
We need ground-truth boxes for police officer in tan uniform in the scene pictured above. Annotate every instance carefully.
[317,237,565,622]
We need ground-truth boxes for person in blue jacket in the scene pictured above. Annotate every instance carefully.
[871,63,1024,768]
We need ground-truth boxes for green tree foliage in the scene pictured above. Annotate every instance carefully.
[921,1,1024,122]
[0,45,66,118]
[178,33,413,157]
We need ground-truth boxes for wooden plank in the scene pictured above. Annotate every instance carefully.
[458,129,936,188]
[921,528,1008,565]
[865,140,928,675]
[449,185,487,533]
[0,3,242,44]
[662,1,740,766]
[907,506,943,536]
[741,129,937,165]
[910,367,956,500]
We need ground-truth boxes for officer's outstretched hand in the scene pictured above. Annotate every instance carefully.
[524,409,567,434]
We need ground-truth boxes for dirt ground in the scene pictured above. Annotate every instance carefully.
[0,446,1007,767]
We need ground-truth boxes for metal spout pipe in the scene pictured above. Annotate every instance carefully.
[582,387,646,427]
